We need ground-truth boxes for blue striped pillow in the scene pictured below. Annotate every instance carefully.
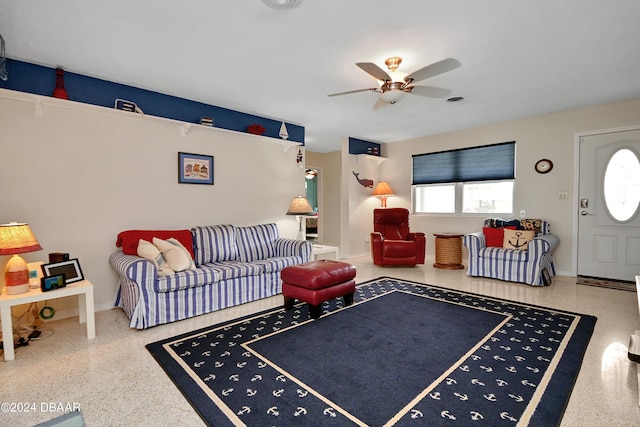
[191,225,238,266]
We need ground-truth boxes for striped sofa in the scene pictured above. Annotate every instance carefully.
[462,219,559,286]
[109,223,312,329]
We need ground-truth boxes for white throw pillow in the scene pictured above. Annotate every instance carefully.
[166,238,196,270]
[137,239,175,276]
[153,237,194,272]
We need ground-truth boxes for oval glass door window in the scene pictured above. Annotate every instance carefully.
[603,148,640,222]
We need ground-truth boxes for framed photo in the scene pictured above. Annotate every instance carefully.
[41,258,84,284]
[178,152,214,185]
[41,274,66,292]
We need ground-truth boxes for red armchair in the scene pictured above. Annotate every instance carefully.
[371,208,426,266]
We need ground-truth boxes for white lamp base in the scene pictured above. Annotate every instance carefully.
[4,254,31,294]
[6,282,30,294]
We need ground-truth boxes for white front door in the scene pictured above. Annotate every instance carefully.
[577,128,640,281]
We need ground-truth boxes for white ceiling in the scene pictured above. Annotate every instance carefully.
[1,0,639,152]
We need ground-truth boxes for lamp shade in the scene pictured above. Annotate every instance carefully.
[0,222,42,255]
[286,196,314,215]
[372,181,395,197]
[372,181,395,208]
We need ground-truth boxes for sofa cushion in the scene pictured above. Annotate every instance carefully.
[484,218,546,235]
[252,256,306,273]
[382,240,417,258]
[482,227,504,247]
[236,223,278,262]
[520,219,543,234]
[503,229,535,250]
[137,239,175,276]
[155,265,220,293]
[192,225,238,266]
[167,238,197,269]
[204,260,263,280]
[117,230,194,259]
[153,237,195,272]
[485,219,522,229]
[479,246,529,261]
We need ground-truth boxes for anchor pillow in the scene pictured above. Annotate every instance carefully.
[503,229,535,250]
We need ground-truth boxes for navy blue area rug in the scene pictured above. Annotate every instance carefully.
[146,277,597,426]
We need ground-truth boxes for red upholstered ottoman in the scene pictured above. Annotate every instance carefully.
[281,260,357,319]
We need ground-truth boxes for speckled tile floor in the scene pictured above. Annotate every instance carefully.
[1,255,639,426]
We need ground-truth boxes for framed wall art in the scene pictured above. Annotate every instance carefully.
[178,152,214,185]
[41,258,84,284]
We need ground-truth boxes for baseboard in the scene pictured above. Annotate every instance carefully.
[42,301,113,322]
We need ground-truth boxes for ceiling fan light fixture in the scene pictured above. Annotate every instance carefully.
[381,89,405,104]
[384,57,402,72]
[388,70,407,83]
[263,0,301,9]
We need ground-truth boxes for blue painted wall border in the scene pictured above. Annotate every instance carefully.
[0,59,304,144]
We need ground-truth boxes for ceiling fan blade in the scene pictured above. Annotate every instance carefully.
[373,97,389,110]
[327,88,379,97]
[408,85,452,99]
[404,58,461,83]
[356,62,392,81]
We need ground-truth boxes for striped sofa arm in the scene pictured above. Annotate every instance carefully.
[109,251,158,292]
[274,238,313,263]
[463,232,486,277]
[525,234,560,285]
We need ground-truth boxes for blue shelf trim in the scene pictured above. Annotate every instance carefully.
[0,59,304,144]
[348,137,381,155]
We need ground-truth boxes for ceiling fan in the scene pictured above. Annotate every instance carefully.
[328,56,461,109]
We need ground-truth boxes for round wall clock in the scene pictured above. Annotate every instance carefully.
[535,159,553,174]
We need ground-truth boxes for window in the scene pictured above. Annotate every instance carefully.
[412,142,515,214]
[603,148,640,222]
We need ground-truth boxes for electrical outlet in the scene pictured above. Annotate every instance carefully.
[559,191,569,199]
[520,210,526,218]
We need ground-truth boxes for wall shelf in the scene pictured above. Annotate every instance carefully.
[357,153,386,165]
[0,88,303,152]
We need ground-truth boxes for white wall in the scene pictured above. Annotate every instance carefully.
[0,89,306,317]
[380,97,640,275]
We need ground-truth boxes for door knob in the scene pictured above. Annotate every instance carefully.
[580,211,593,216]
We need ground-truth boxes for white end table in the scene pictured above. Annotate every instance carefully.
[0,279,95,361]
[311,244,339,260]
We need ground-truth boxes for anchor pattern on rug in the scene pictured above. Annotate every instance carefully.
[166,278,578,426]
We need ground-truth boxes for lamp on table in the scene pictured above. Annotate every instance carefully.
[286,196,314,240]
[372,181,395,207]
[0,222,43,295]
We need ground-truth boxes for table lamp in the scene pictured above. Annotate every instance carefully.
[372,181,395,207]
[286,196,314,240]
[0,222,43,294]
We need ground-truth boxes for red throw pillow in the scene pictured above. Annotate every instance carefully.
[483,227,504,247]
[116,230,195,259]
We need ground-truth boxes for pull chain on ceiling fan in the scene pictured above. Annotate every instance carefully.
[328,56,461,109]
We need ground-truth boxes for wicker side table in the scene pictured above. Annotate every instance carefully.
[433,232,465,270]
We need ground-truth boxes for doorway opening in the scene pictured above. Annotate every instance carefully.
[305,168,319,242]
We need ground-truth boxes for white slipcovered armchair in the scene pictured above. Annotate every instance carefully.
[463,219,559,286]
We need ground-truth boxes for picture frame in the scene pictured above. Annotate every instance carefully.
[40,274,66,292]
[41,258,84,284]
[178,152,214,185]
